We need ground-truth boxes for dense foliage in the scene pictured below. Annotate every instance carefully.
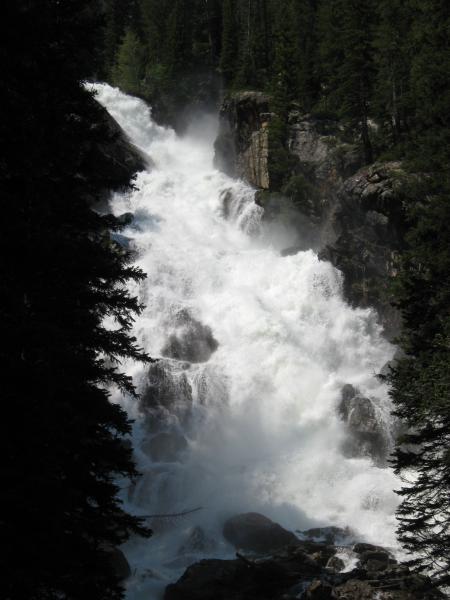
[1,1,150,598]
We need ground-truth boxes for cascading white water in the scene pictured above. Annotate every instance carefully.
[93,84,400,599]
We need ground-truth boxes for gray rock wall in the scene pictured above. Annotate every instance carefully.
[214,93,411,339]
[214,91,271,189]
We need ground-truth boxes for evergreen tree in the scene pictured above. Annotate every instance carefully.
[319,0,376,162]
[386,1,450,584]
[290,0,320,110]
[112,28,145,95]
[220,0,238,85]
[1,1,150,598]
[373,0,412,147]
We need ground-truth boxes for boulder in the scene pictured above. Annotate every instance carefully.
[161,311,218,363]
[223,512,299,554]
[164,544,445,600]
[301,526,353,545]
[326,556,345,572]
[338,384,389,464]
[141,431,188,462]
[353,543,389,554]
[89,99,147,197]
[140,361,193,412]
[104,547,131,580]
[306,579,336,599]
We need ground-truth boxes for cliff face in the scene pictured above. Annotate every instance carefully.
[214,92,270,189]
[214,93,409,339]
[92,101,148,193]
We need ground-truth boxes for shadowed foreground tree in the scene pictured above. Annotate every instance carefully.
[0,1,150,598]
[387,1,450,585]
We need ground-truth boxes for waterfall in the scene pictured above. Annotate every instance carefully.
[93,84,400,599]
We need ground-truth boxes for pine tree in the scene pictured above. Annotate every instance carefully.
[373,0,412,146]
[1,2,151,598]
[319,0,376,163]
[386,1,450,584]
[112,28,145,95]
[220,0,238,84]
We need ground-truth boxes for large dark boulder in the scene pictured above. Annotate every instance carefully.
[338,384,389,464]
[104,547,132,581]
[161,310,218,363]
[223,512,300,554]
[164,543,445,600]
[141,431,188,462]
[84,97,148,207]
[140,361,193,413]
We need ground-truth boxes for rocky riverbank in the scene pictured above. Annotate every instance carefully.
[165,513,444,600]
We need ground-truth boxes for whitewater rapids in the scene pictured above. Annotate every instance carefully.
[93,84,400,599]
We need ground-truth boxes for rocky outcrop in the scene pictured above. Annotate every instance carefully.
[141,431,188,462]
[86,98,147,205]
[103,546,132,581]
[214,93,412,339]
[214,91,271,189]
[319,162,408,338]
[223,513,300,554]
[161,309,218,363]
[338,384,390,465]
[165,539,444,600]
[288,111,364,203]
[140,361,193,413]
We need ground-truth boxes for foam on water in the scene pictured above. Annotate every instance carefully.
[92,83,400,599]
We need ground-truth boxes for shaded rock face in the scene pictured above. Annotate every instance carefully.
[141,431,188,462]
[164,541,444,600]
[89,99,147,202]
[223,512,300,554]
[214,91,271,189]
[338,384,389,465]
[165,545,322,600]
[288,112,363,200]
[320,162,408,339]
[140,361,193,414]
[214,93,409,339]
[103,547,131,581]
[161,310,218,363]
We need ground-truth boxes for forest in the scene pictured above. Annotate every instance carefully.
[2,0,450,598]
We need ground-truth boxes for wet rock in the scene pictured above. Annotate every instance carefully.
[301,526,353,545]
[89,99,148,199]
[165,547,321,600]
[319,162,411,339]
[306,579,336,599]
[140,361,193,412]
[141,431,188,462]
[162,311,218,363]
[164,544,445,600]
[178,526,216,556]
[223,512,300,554]
[214,91,271,189]
[104,547,131,580]
[338,385,388,464]
[364,558,389,572]
[353,543,388,554]
[115,212,134,228]
[326,556,345,572]
[358,550,391,564]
